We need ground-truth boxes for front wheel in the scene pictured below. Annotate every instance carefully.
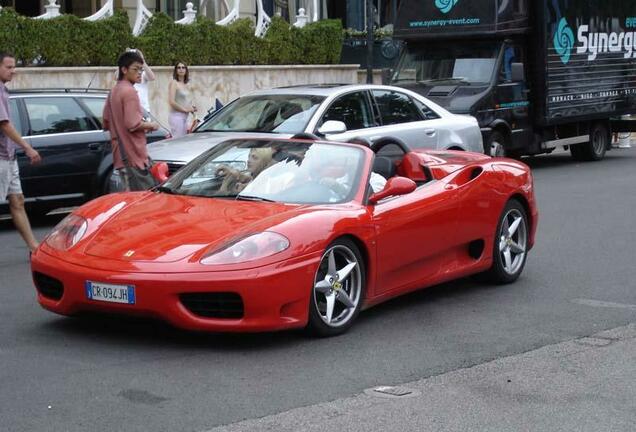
[485,131,506,157]
[307,239,365,337]
[481,200,529,284]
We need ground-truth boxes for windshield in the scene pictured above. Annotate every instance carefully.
[393,42,501,85]
[196,94,325,134]
[162,140,366,204]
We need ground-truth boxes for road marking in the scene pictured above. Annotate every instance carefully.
[572,298,636,311]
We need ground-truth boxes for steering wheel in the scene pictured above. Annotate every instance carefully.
[371,136,410,155]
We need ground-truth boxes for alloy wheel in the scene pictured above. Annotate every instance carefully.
[313,244,362,328]
[498,208,528,275]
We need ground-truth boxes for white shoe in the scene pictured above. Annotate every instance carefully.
[618,144,632,148]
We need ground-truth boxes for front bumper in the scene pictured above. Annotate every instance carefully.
[31,250,321,332]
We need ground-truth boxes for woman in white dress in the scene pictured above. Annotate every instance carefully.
[168,62,196,138]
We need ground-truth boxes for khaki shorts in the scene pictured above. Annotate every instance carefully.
[0,159,23,201]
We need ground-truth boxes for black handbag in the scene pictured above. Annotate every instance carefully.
[107,94,157,192]
[119,162,157,191]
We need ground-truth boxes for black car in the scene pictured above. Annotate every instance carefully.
[0,89,169,215]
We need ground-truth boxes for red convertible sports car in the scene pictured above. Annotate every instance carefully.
[31,137,538,336]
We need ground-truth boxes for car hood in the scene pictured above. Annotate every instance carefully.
[148,132,292,164]
[82,192,306,263]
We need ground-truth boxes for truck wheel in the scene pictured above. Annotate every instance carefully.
[571,123,608,161]
[485,131,506,157]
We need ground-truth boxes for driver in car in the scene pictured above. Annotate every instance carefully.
[216,147,273,194]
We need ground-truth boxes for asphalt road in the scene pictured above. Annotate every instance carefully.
[1,147,636,432]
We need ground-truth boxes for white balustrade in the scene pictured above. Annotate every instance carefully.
[254,0,272,37]
[176,2,197,25]
[84,0,114,21]
[132,0,153,36]
[216,0,240,26]
[34,0,61,20]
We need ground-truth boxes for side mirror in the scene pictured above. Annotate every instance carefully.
[511,62,524,82]
[151,162,169,182]
[317,120,347,136]
[368,176,417,204]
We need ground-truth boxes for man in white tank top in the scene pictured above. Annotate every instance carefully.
[133,50,155,114]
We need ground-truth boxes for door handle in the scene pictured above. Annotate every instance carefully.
[88,143,104,152]
[424,129,436,136]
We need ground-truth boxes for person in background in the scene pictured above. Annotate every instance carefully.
[0,51,42,253]
[168,62,196,138]
[132,49,155,114]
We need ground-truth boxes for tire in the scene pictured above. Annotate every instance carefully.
[481,199,529,284]
[307,238,365,337]
[485,131,506,157]
[570,122,608,161]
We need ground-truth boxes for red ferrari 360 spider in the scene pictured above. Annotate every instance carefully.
[31,137,538,336]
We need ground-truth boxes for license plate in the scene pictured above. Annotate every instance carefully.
[85,281,135,304]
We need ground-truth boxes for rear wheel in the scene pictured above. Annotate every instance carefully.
[481,200,529,284]
[571,122,608,161]
[307,238,365,337]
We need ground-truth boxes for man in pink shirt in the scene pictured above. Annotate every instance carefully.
[103,51,158,190]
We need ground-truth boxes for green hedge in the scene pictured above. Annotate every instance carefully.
[0,8,342,66]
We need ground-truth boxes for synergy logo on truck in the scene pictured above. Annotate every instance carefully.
[553,18,575,64]
[434,0,459,14]
[554,17,636,64]
[576,24,636,61]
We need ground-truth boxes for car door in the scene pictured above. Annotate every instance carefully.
[370,89,442,149]
[371,181,461,296]
[17,96,106,200]
[77,94,114,153]
[313,90,377,142]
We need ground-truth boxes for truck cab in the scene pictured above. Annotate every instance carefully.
[392,39,532,156]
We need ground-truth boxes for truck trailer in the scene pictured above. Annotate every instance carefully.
[391,0,636,160]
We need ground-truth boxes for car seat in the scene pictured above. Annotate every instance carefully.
[372,156,396,180]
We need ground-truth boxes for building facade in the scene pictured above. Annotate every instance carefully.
[0,0,400,29]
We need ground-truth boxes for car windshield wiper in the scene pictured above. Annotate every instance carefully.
[236,195,277,203]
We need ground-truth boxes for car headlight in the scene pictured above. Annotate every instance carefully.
[45,214,88,251]
[200,232,290,265]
